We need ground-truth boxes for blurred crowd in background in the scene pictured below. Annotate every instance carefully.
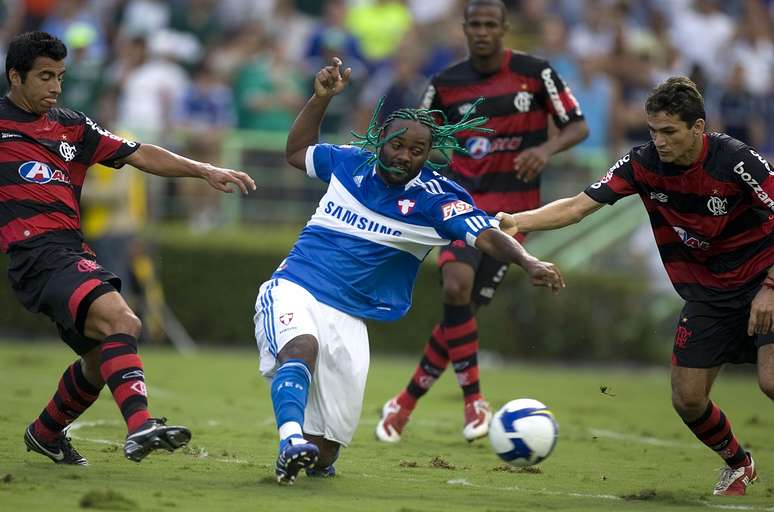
[0,0,772,229]
[1,0,772,343]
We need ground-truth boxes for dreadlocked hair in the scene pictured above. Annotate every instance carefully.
[350,97,493,176]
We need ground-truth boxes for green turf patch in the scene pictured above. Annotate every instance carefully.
[1,342,771,511]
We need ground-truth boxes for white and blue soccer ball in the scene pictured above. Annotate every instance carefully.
[488,398,558,467]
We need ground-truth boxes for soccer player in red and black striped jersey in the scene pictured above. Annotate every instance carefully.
[376,0,588,444]
[3,32,255,465]
[497,76,773,496]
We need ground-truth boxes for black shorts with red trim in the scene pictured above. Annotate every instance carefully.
[437,240,511,306]
[672,292,774,368]
[7,231,121,355]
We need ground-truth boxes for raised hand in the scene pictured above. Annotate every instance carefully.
[314,57,352,98]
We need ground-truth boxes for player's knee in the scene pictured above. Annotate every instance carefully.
[442,278,472,304]
[671,391,707,419]
[278,335,318,370]
[88,307,142,340]
[758,375,774,401]
[109,310,142,338]
[95,308,142,339]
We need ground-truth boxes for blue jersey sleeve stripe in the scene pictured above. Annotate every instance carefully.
[305,146,317,179]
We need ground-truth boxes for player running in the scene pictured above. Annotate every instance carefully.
[377,0,588,444]
[497,77,773,497]
[253,57,565,485]
[2,32,255,465]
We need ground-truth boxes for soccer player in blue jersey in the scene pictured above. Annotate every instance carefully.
[253,57,566,485]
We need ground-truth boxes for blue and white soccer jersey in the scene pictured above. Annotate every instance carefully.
[254,144,497,444]
[281,143,497,321]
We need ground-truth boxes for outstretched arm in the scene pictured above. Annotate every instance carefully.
[475,228,565,292]
[497,191,604,236]
[119,144,256,194]
[286,57,352,170]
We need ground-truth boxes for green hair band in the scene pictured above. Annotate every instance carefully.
[350,97,493,177]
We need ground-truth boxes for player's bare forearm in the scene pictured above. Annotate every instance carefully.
[285,94,333,170]
[475,229,535,268]
[514,197,586,232]
[500,192,603,235]
[122,144,255,194]
[543,120,589,156]
[123,144,203,178]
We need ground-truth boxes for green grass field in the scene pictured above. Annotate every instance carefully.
[1,341,772,511]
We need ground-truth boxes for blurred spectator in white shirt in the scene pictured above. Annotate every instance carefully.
[667,0,734,85]
[116,30,191,142]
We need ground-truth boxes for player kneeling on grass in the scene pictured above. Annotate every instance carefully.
[2,32,256,465]
[496,77,774,497]
[253,57,565,485]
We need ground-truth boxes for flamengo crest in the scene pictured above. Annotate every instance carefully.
[59,141,76,161]
[513,92,532,112]
[706,196,728,216]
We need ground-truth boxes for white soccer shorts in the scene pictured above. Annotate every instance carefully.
[254,278,370,446]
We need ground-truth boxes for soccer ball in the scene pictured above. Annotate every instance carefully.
[488,398,558,467]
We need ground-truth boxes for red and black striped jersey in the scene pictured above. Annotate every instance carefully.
[420,50,584,214]
[0,96,139,252]
[585,132,774,303]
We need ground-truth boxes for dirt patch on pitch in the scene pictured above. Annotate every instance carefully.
[79,490,137,510]
[490,463,543,474]
[429,456,455,469]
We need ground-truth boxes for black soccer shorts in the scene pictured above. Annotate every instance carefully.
[8,236,121,355]
[672,297,774,368]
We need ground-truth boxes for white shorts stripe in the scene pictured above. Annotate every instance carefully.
[261,279,279,356]
[260,283,272,354]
